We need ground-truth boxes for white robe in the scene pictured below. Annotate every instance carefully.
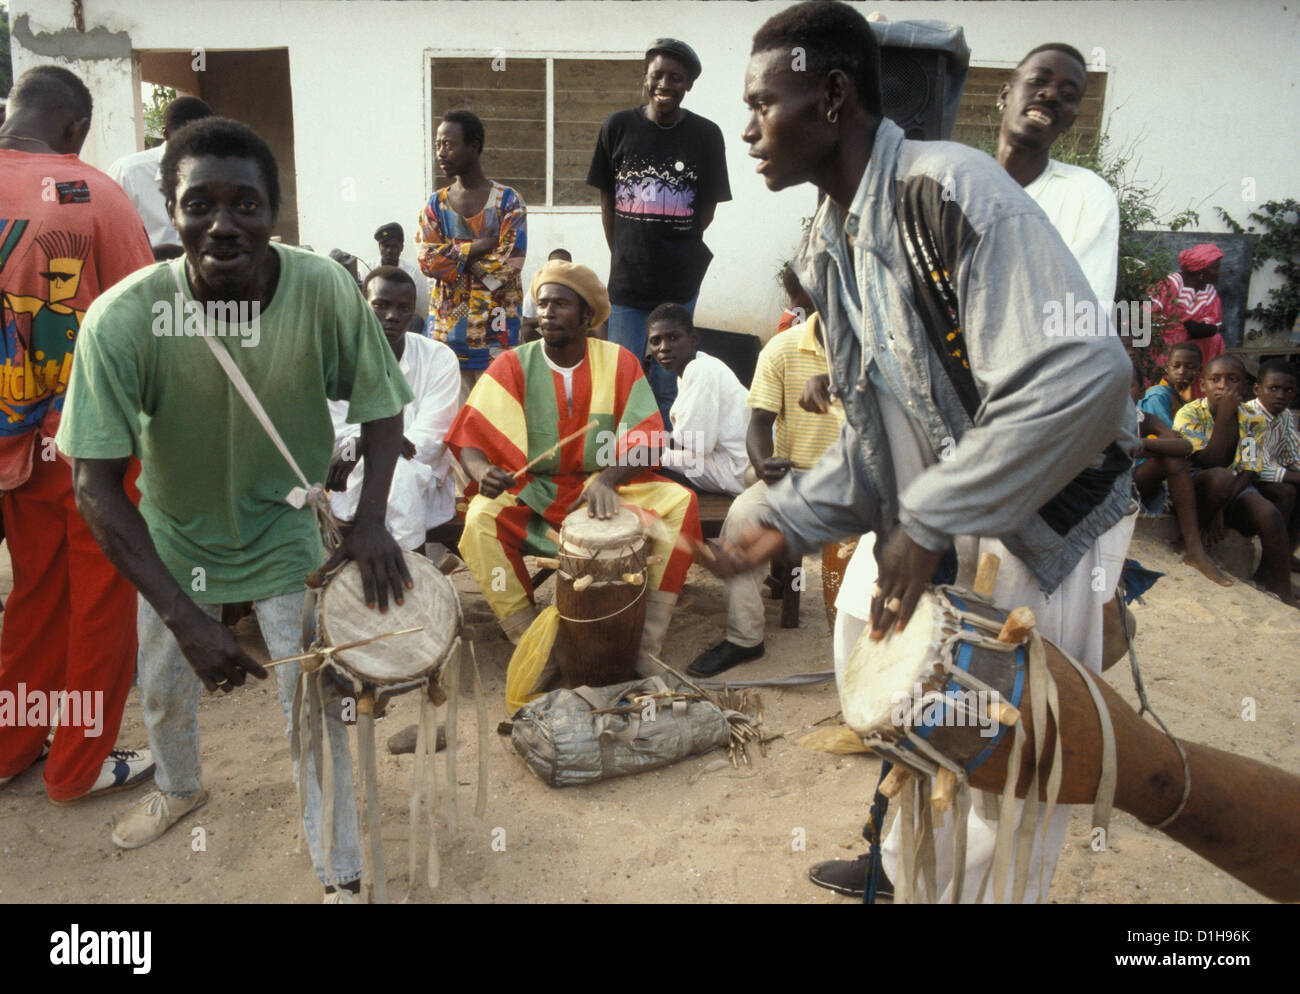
[329,334,460,550]
[659,351,750,495]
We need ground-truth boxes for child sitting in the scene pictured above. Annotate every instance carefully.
[1243,358,1300,570]
[1139,341,1202,425]
[647,303,749,495]
[1174,354,1295,605]
[1131,362,1231,585]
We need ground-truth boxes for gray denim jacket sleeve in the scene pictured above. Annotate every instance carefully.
[898,208,1132,547]
[757,420,884,558]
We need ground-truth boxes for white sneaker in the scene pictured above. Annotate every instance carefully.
[323,887,364,904]
[49,747,155,806]
[110,788,208,849]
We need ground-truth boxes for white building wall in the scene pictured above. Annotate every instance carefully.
[9,0,1300,335]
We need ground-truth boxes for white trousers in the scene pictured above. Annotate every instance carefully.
[833,512,1136,902]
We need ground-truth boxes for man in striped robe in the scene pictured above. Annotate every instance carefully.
[447,260,700,664]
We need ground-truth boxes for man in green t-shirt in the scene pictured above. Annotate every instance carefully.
[56,119,414,902]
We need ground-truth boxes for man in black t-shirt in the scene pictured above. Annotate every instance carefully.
[587,38,732,424]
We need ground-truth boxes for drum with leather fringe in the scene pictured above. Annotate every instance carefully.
[552,507,648,688]
[290,550,487,903]
[841,584,1300,903]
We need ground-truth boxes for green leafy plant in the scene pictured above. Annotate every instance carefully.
[1218,199,1300,340]
[143,85,177,148]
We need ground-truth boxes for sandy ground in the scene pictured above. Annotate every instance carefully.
[1,522,1297,905]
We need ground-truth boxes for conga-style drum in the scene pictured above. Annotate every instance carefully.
[554,507,648,688]
[821,541,850,629]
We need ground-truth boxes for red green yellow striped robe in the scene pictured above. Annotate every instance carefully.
[447,338,700,621]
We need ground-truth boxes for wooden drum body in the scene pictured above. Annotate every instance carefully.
[554,508,648,688]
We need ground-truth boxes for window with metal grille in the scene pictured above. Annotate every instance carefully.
[429,55,644,208]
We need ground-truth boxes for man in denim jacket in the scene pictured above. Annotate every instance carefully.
[721,2,1139,902]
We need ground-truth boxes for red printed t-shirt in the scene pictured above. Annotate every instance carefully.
[0,149,152,488]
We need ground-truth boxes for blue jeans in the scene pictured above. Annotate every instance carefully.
[137,590,362,887]
[608,297,697,426]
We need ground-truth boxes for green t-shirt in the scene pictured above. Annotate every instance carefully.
[55,243,414,603]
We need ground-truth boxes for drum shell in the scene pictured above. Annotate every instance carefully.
[822,542,846,629]
[861,589,1027,776]
[555,573,646,688]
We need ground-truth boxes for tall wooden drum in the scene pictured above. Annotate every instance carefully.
[554,507,649,688]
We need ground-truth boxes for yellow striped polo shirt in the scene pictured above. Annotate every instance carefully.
[747,313,845,470]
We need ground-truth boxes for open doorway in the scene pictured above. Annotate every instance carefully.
[137,48,299,246]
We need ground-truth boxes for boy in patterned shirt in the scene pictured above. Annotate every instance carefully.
[1243,358,1300,569]
[1174,355,1295,603]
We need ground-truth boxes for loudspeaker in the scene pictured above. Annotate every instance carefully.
[870,20,971,141]
[879,47,954,140]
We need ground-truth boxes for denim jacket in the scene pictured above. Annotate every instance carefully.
[762,118,1138,593]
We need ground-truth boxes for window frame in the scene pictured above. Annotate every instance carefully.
[423,49,645,215]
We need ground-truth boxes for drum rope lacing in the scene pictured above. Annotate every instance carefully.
[1117,600,1192,830]
[554,538,649,624]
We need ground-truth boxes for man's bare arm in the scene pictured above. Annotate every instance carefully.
[71,457,266,692]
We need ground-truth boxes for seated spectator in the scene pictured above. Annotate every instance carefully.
[369,222,429,327]
[447,260,700,662]
[1174,355,1295,604]
[688,309,844,677]
[1139,341,1201,426]
[648,303,749,496]
[327,266,460,551]
[522,249,576,343]
[1131,362,1231,585]
[1151,243,1227,388]
[1244,358,1300,569]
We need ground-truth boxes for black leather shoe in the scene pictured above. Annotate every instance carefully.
[687,640,765,678]
[808,854,894,900]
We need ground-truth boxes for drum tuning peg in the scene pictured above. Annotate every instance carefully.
[572,574,594,592]
[837,539,858,559]
[645,554,663,566]
[973,552,1000,598]
[879,765,912,798]
[545,527,562,545]
[534,557,560,569]
[622,572,645,585]
[931,768,957,814]
[995,606,1036,644]
[986,698,1020,727]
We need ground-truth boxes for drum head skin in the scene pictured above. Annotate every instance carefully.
[560,506,644,552]
[841,591,937,735]
[319,551,460,686]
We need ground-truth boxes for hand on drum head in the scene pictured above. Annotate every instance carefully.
[870,527,944,640]
[322,518,413,612]
[174,612,268,693]
[577,477,621,519]
[707,525,786,578]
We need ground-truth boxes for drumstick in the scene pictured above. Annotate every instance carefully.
[640,513,716,565]
[511,418,599,481]
[973,552,1000,598]
[263,625,426,668]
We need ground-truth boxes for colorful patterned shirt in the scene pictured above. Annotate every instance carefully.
[417,181,526,371]
[1243,398,1300,482]
[1173,397,1267,473]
